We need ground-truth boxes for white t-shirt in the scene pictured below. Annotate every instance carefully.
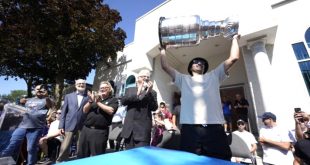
[112,106,127,123]
[48,120,63,142]
[259,125,294,164]
[174,62,227,124]
[233,130,257,163]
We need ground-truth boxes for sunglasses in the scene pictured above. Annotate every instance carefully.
[237,123,245,126]
[192,60,206,65]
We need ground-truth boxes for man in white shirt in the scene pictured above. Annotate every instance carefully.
[109,100,126,151]
[39,110,64,163]
[232,119,257,164]
[160,34,240,160]
[258,112,294,165]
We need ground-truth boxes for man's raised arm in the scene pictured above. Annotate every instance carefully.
[160,47,176,81]
[224,34,240,73]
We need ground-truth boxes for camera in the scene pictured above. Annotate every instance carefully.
[294,108,304,123]
[294,108,301,113]
[143,81,149,91]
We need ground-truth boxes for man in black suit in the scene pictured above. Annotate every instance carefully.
[121,69,158,149]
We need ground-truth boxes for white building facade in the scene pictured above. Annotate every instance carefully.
[93,0,310,134]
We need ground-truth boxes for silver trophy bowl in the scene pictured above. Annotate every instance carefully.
[159,15,238,48]
[159,15,201,48]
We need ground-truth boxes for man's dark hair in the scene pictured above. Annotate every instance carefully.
[39,84,48,91]
[108,80,115,89]
[108,80,116,96]
[187,57,209,76]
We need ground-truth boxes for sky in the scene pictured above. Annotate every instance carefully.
[0,0,165,95]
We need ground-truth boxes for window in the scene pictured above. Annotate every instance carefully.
[292,42,309,60]
[292,42,310,95]
[117,84,125,97]
[298,61,310,95]
[305,27,310,48]
[117,75,136,97]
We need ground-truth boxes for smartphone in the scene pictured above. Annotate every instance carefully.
[143,81,149,90]
[294,108,301,113]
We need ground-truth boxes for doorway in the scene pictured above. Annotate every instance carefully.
[220,85,245,131]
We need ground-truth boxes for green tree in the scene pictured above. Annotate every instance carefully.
[0,0,126,108]
[0,90,27,103]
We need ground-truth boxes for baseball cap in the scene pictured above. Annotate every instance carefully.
[237,119,245,124]
[258,112,276,121]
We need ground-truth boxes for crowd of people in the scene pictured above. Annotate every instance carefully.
[221,94,250,133]
[0,33,309,165]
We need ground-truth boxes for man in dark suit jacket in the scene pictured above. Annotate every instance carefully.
[121,69,158,149]
[56,79,89,163]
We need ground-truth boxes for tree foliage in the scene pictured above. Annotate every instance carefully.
[0,0,126,108]
[1,90,27,103]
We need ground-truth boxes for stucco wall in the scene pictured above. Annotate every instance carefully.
[93,0,310,131]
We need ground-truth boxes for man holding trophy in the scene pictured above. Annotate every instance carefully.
[159,15,240,161]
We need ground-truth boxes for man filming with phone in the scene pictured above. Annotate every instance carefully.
[293,108,310,165]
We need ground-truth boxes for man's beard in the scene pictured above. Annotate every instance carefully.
[192,69,204,74]
[77,87,86,92]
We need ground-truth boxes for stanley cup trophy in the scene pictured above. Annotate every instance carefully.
[158,15,239,48]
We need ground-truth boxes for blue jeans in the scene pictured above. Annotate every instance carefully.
[0,128,42,165]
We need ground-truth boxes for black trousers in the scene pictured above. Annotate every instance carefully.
[47,138,61,160]
[124,132,149,150]
[77,126,108,158]
[180,124,232,161]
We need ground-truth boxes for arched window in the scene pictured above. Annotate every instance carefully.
[118,75,136,96]
[125,75,136,88]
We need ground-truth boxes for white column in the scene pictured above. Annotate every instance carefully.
[247,40,274,113]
